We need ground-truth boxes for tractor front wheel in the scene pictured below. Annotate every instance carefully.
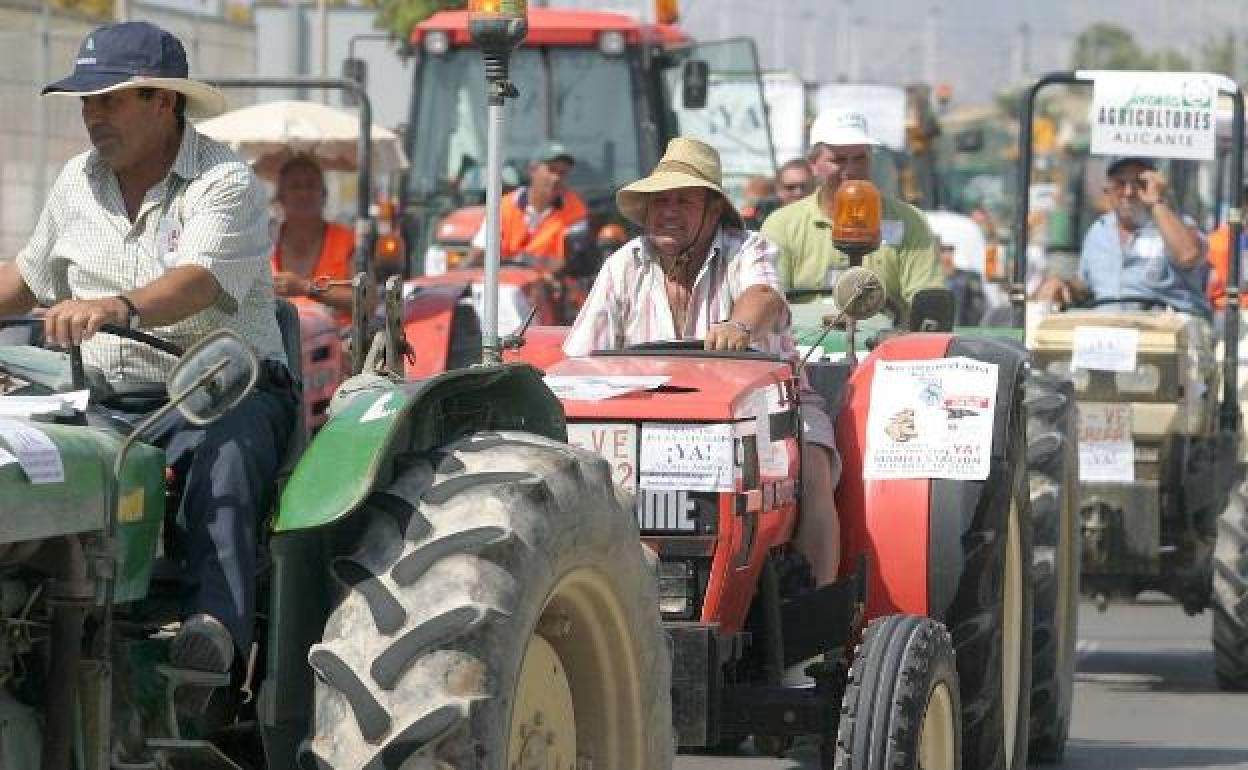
[832,615,962,770]
[1213,475,1248,690]
[299,431,672,769]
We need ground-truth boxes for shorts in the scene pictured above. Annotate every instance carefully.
[801,401,842,485]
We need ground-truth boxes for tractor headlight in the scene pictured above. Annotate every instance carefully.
[423,30,450,56]
[657,559,697,619]
[598,30,626,56]
[424,245,448,276]
[1115,364,1160,394]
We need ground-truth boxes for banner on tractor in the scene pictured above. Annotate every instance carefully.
[1084,70,1220,162]
[863,358,998,481]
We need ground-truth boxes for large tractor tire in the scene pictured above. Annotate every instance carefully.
[943,398,1034,770]
[299,431,672,769]
[1213,476,1248,690]
[831,615,962,770]
[1023,370,1080,761]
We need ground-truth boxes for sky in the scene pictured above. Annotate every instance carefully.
[559,0,1248,105]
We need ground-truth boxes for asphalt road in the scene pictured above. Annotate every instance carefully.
[675,597,1248,769]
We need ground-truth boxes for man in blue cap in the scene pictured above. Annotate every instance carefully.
[0,21,294,712]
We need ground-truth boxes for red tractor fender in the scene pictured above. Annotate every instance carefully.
[288,297,346,431]
[836,333,954,620]
[401,282,469,378]
[503,326,570,370]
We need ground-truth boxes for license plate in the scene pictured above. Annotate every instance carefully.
[567,422,638,494]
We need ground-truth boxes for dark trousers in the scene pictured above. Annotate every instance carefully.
[92,385,295,654]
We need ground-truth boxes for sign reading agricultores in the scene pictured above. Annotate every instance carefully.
[1083,70,1222,161]
[863,357,999,481]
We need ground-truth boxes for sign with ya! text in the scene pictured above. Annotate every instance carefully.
[1084,70,1220,161]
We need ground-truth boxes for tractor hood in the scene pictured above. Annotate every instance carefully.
[548,354,794,422]
[0,420,164,544]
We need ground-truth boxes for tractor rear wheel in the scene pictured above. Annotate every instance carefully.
[832,615,961,770]
[1023,371,1079,761]
[944,398,1033,770]
[299,431,672,769]
[1213,475,1248,690]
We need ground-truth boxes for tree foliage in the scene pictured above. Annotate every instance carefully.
[48,0,114,20]
[364,0,467,40]
[1071,23,1152,70]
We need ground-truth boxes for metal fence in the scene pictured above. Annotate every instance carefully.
[0,1,256,259]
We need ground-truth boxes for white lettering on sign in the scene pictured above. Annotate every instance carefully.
[1071,326,1139,373]
[637,490,699,531]
[567,422,638,494]
[1078,402,1135,483]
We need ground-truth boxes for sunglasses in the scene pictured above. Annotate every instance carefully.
[1107,177,1147,192]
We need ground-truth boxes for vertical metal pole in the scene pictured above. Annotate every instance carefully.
[319,0,329,104]
[33,2,49,225]
[1220,86,1244,433]
[482,98,505,363]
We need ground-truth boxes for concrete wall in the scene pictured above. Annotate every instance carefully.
[0,0,255,260]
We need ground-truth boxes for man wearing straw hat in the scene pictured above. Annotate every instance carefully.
[565,137,843,589]
[0,21,294,710]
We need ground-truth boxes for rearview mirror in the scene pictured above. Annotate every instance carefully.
[166,329,259,426]
[341,58,368,107]
[909,288,956,332]
[682,59,709,109]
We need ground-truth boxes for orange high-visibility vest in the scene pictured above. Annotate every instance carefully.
[272,221,355,326]
[499,188,589,269]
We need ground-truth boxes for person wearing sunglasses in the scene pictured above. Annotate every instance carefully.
[1036,156,1208,318]
[774,158,814,206]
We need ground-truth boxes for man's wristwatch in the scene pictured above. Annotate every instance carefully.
[116,294,141,330]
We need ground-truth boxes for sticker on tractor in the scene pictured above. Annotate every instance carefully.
[639,422,736,492]
[863,358,998,481]
[0,418,65,484]
[567,422,638,493]
[1071,326,1139,372]
[636,489,711,532]
[544,375,669,402]
[1078,402,1135,483]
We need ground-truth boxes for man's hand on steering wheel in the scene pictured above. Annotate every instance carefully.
[706,320,753,351]
[43,297,129,348]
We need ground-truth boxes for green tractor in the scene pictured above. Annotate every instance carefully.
[1016,70,1248,691]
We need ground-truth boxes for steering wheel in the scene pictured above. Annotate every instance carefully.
[591,339,781,361]
[1082,296,1181,313]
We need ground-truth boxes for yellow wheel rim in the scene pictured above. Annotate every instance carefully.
[1002,497,1024,767]
[919,681,958,770]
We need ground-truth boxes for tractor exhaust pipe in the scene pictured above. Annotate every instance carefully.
[40,535,91,770]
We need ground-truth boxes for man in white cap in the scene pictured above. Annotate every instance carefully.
[565,137,843,588]
[762,107,942,325]
[0,21,294,711]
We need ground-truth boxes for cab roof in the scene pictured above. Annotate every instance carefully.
[411,8,687,48]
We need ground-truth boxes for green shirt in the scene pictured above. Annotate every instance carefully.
[760,190,943,323]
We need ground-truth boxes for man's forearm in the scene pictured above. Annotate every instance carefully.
[1152,203,1202,269]
[731,285,787,333]
[128,265,223,326]
[0,262,37,316]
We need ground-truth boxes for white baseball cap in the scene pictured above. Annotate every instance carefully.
[809,107,880,148]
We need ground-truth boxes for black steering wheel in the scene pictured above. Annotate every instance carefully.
[591,339,782,361]
[1082,296,1181,313]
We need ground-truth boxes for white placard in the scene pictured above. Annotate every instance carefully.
[1078,402,1135,483]
[1085,70,1219,161]
[1071,326,1140,372]
[544,375,669,402]
[639,422,736,492]
[863,358,999,481]
[0,418,65,484]
[567,422,638,494]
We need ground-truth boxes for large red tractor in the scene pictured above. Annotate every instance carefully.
[508,278,1035,768]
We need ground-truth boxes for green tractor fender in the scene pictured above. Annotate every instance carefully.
[275,362,566,533]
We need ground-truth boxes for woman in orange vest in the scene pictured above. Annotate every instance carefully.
[1207,183,1248,310]
[270,154,355,326]
[471,141,589,270]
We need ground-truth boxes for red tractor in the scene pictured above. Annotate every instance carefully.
[507,281,1035,769]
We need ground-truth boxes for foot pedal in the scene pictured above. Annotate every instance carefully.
[155,664,231,719]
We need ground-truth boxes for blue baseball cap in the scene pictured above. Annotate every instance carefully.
[42,21,225,119]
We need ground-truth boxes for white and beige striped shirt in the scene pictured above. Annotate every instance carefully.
[16,126,285,384]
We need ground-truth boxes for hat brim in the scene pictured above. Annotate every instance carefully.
[1106,156,1156,177]
[42,74,226,120]
[810,129,881,148]
[617,170,744,229]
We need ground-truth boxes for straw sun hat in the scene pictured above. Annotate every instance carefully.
[616,137,744,229]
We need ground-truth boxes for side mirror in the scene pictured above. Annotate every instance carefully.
[909,287,956,332]
[166,329,259,426]
[833,266,887,322]
[682,59,709,109]
[341,58,368,107]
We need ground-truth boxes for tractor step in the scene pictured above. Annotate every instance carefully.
[146,739,244,770]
